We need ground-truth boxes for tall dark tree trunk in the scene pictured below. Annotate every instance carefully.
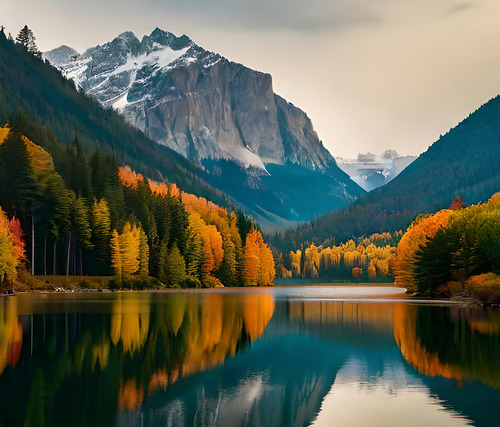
[66,231,72,276]
[44,235,47,276]
[79,248,83,276]
[53,242,57,275]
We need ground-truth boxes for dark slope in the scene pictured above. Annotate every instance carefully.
[276,95,500,249]
[0,31,229,207]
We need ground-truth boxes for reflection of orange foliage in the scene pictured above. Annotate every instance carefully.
[147,293,275,395]
[465,308,500,336]
[0,298,23,375]
[243,294,275,340]
[118,379,144,411]
[111,293,150,354]
[393,304,462,380]
[181,294,240,377]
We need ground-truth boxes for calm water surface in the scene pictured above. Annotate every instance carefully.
[0,285,499,426]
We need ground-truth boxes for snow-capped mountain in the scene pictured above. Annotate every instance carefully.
[335,150,417,192]
[43,45,79,66]
[45,28,365,228]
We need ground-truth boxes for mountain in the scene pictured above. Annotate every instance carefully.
[0,30,229,209]
[336,150,417,191]
[274,95,500,249]
[43,45,79,65]
[45,28,365,230]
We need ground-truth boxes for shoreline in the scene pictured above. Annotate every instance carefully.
[0,282,481,306]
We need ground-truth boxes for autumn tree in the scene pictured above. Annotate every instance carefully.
[244,229,261,286]
[244,228,275,286]
[110,222,147,282]
[393,210,452,292]
[0,207,23,284]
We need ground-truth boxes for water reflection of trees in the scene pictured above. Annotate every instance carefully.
[0,292,275,424]
[393,304,500,388]
[0,297,22,375]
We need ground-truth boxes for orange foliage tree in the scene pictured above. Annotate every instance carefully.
[393,210,452,292]
[0,207,25,284]
[244,228,275,286]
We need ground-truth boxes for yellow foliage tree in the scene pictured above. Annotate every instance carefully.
[111,222,146,280]
[244,228,275,286]
[244,229,261,286]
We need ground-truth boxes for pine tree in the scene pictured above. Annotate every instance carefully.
[72,197,93,275]
[164,244,186,287]
[15,25,41,57]
[91,198,111,274]
[110,230,122,282]
[138,227,149,278]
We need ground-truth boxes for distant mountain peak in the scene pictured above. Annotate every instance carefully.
[43,45,79,65]
[336,150,417,192]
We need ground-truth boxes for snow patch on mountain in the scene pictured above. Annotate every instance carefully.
[113,46,190,75]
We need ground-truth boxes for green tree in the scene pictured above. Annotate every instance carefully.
[164,244,186,287]
[43,174,71,275]
[72,196,93,275]
[91,198,111,274]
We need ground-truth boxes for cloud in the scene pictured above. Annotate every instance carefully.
[144,0,379,33]
[442,1,475,17]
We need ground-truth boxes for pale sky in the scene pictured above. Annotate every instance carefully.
[3,0,500,158]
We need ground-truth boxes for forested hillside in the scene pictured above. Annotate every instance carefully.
[0,125,275,288]
[274,95,500,252]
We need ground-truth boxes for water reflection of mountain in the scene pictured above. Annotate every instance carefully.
[0,293,500,426]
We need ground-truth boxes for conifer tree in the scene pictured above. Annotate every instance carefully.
[138,227,149,278]
[91,198,111,274]
[164,244,186,286]
[72,196,93,275]
[15,25,40,57]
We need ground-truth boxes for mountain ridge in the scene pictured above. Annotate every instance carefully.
[45,28,365,229]
[273,94,500,250]
[45,28,337,170]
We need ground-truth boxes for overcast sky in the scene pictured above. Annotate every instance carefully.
[3,0,500,158]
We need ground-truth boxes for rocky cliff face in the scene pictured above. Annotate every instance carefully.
[45,28,364,228]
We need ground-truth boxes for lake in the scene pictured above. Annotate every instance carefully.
[0,285,499,426]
